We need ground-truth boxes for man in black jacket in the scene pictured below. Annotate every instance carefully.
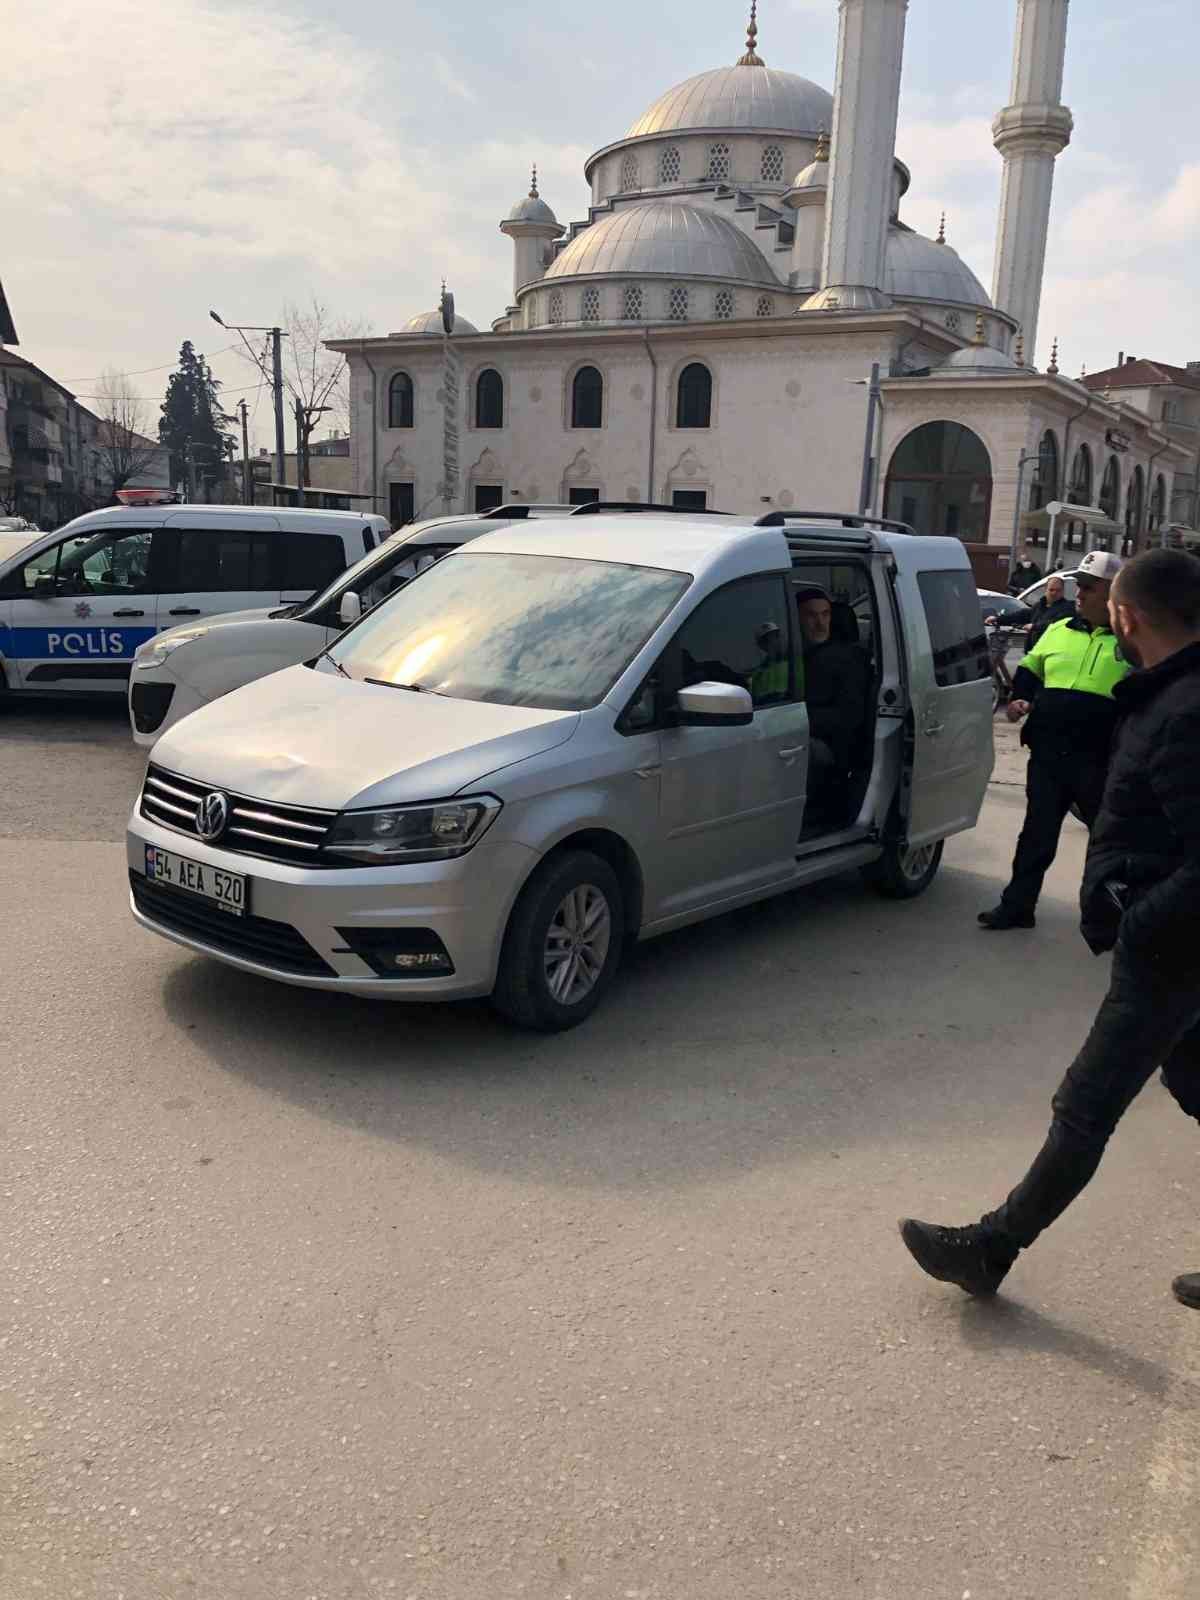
[1008,551,1042,595]
[795,586,869,823]
[1023,572,1074,652]
[900,547,1200,1310]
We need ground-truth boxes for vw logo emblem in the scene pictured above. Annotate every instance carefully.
[195,791,229,842]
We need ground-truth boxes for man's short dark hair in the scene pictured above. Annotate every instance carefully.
[794,586,830,607]
[1115,548,1200,630]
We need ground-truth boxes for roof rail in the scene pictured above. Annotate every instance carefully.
[484,502,574,518]
[755,510,914,535]
[569,500,728,516]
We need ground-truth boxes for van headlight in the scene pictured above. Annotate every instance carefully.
[133,629,211,669]
[323,795,501,863]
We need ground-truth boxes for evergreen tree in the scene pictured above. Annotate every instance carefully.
[158,341,230,493]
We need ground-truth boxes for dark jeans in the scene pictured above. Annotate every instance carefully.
[980,945,1200,1262]
[1000,750,1107,917]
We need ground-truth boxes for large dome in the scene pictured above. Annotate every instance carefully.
[626,64,833,138]
[544,201,776,285]
[885,230,990,308]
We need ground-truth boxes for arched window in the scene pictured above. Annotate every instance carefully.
[676,363,713,429]
[1068,442,1093,504]
[707,142,731,182]
[667,285,689,322]
[1030,429,1059,511]
[475,368,504,429]
[581,287,601,323]
[1125,463,1145,554]
[755,294,774,319]
[622,284,643,321]
[1150,473,1167,537]
[387,372,414,429]
[761,144,785,183]
[883,421,993,541]
[659,145,681,184]
[571,366,603,429]
[1099,455,1120,521]
[548,290,564,326]
[619,152,640,192]
[713,289,735,320]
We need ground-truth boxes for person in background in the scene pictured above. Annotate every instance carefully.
[978,550,1128,930]
[900,547,1200,1312]
[1024,572,1075,653]
[1009,550,1043,596]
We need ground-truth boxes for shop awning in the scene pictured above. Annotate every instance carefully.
[1020,502,1123,539]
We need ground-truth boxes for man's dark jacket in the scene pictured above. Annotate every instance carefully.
[1080,640,1200,963]
[804,639,869,768]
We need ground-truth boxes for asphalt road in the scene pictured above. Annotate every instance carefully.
[1,698,1197,1600]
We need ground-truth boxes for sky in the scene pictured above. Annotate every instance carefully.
[5,0,1198,451]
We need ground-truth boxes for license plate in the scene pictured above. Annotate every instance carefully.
[144,844,247,916]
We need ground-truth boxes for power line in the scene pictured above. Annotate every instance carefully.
[62,343,242,385]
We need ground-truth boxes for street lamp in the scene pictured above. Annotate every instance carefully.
[1009,450,1042,583]
[847,365,883,515]
[210,309,288,489]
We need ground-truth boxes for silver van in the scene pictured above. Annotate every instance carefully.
[0,504,389,698]
[127,510,994,1030]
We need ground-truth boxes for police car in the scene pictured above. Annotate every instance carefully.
[0,504,389,699]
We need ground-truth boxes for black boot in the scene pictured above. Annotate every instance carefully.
[899,1218,1011,1297]
[978,906,1036,930]
[1172,1273,1200,1309]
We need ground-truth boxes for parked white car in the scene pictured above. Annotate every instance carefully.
[0,504,388,699]
[127,506,574,743]
[128,508,994,1031]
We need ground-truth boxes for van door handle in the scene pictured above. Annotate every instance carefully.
[635,764,662,780]
[778,745,805,761]
[113,608,145,617]
[922,713,945,736]
[168,607,203,616]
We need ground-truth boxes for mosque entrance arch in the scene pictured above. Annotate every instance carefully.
[884,421,993,540]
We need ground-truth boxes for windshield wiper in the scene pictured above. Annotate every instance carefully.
[364,677,438,695]
[317,650,350,678]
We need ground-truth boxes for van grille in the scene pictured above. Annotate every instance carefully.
[140,764,336,868]
[131,872,335,976]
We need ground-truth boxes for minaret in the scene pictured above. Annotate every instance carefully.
[804,0,909,311]
[499,166,564,300]
[990,0,1073,363]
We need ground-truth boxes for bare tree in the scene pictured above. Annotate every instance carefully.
[235,298,369,487]
[91,369,164,501]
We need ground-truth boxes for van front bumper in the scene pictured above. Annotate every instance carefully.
[127,810,537,1000]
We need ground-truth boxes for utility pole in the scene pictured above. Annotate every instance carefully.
[857,363,882,515]
[238,399,251,506]
[271,327,286,491]
[293,398,307,507]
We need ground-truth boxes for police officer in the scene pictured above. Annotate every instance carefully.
[979,550,1128,930]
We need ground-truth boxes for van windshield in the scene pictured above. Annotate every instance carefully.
[323,551,691,710]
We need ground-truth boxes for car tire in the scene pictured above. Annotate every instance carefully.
[862,837,944,900]
[491,850,625,1032]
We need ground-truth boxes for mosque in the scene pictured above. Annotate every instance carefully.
[333,0,1187,560]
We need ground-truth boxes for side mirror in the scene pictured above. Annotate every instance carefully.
[338,590,362,626]
[33,575,58,597]
[676,681,754,727]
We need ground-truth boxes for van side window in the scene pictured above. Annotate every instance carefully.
[176,529,275,592]
[282,532,345,592]
[673,576,795,710]
[917,569,990,686]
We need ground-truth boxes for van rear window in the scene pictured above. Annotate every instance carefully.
[282,532,346,592]
[917,569,990,687]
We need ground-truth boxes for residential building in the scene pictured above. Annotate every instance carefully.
[1081,358,1200,538]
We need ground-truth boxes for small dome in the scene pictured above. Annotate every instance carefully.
[939,343,1019,374]
[787,158,828,195]
[394,309,479,336]
[626,64,833,138]
[885,229,990,308]
[507,192,559,226]
[543,200,776,285]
